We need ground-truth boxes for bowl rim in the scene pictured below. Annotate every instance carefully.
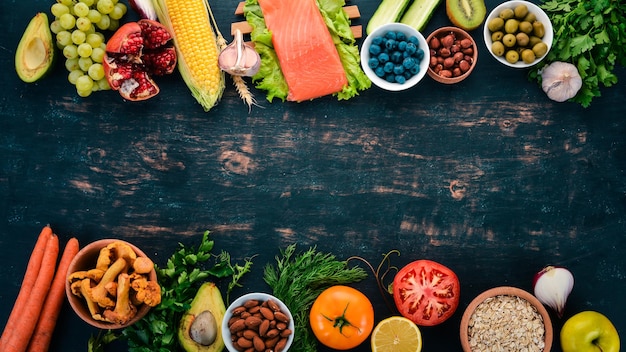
[426,26,478,84]
[459,286,553,352]
[483,0,553,68]
[360,22,430,91]
[222,292,295,352]
[65,238,157,329]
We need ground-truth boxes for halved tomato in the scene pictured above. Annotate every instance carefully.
[392,259,460,326]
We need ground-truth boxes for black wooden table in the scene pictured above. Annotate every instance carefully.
[1,0,625,351]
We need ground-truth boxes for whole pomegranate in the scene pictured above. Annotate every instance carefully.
[104,19,176,101]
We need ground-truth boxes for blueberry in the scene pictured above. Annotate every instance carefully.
[372,36,384,46]
[408,36,419,45]
[384,39,397,50]
[368,57,380,69]
[369,44,381,56]
[405,42,417,55]
[415,48,425,60]
[385,74,396,83]
[385,31,397,40]
[374,66,385,78]
[396,31,407,42]
[393,64,405,75]
[395,75,406,84]
[397,41,407,51]
[403,57,416,69]
[390,51,403,63]
[383,61,394,73]
[410,65,420,75]
[378,52,390,63]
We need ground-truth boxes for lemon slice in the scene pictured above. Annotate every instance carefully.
[371,316,422,352]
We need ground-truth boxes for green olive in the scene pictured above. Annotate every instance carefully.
[518,21,533,34]
[502,33,517,47]
[491,31,504,42]
[514,4,529,19]
[504,19,519,34]
[524,12,537,22]
[533,21,545,38]
[532,42,548,57]
[521,49,536,64]
[499,8,515,20]
[505,50,519,64]
[528,36,543,47]
[488,17,505,32]
[515,32,530,47]
[491,41,505,56]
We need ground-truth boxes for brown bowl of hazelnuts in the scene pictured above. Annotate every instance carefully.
[426,26,478,84]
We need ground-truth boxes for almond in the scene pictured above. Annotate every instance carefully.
[253,335,265,351]
[229,319,246,333]
[259,319,270,337]
[244,316,263,328]
[259,307,275,320]
[274,311,289,323]
[275,337,287,352]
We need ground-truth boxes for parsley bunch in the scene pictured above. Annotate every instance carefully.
[530,0,626,107]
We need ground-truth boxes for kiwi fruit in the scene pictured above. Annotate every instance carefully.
[446,0,487,31]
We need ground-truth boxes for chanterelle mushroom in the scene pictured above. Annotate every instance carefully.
[96,241,138,271]
[87,257,128,308]
[130,275,162,307]
[103,273,137,325]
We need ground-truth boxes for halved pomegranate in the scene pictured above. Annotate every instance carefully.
[104,19,176,101]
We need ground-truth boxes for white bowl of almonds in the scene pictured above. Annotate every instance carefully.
[222,292,294,352]
[460,286,553,352]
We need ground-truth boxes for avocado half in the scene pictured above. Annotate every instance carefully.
[15,12,55,83]
[178,282,226,352]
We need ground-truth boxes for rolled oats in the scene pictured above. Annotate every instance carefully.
[467,295,545,352]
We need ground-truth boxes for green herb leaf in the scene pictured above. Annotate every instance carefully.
[530,0,626,107]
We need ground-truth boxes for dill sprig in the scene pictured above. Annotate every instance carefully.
[264,244,368,352]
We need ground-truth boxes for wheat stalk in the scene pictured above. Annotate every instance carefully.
[207,0,260,112]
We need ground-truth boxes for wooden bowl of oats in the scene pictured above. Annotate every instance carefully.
[460,286,553,352]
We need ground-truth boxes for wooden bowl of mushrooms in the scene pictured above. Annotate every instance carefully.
[460,286,553,352]
[65,239,160,329]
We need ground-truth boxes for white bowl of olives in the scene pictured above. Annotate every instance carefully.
[483,0,553,68]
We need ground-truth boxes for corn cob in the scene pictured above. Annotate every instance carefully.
[152,0,225,111]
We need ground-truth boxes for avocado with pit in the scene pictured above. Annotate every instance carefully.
[15,12,55,83]
[178,282,226,352]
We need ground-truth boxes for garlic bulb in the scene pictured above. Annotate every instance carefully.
[218,29,260,77]
[541,62,583,102]
[533,265,574,318]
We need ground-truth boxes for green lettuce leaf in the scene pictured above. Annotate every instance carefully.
[243,0,370,102]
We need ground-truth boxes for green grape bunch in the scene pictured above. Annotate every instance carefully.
[49,0,128,97]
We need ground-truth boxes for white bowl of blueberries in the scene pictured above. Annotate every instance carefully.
[360,22,430,91]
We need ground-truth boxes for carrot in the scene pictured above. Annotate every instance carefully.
[0,226,53,350]
[26,237,80,352]
[2,233,59,352]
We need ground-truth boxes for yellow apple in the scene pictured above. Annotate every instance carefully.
[561,311,620,352]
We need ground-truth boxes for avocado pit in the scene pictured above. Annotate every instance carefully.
[189,310,218,346]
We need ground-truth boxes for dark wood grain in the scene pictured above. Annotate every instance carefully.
[1,0,625,351]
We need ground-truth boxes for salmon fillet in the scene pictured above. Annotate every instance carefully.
[258,0,348,102]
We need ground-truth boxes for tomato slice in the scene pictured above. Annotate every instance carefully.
[392,259,460,326]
